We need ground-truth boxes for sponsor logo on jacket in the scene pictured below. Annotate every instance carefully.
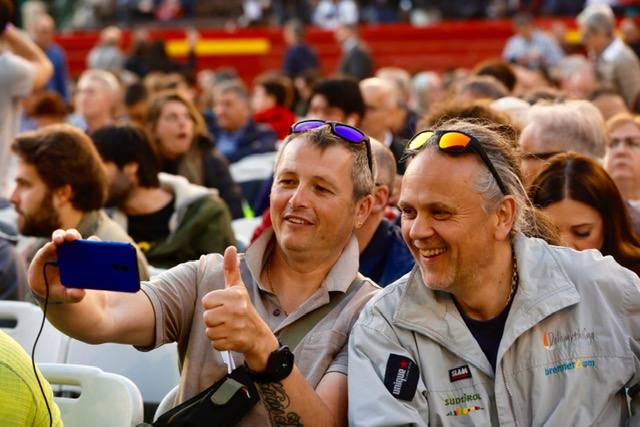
[544,358,596,376]
[446,405,483,417]
[542,328,597,350]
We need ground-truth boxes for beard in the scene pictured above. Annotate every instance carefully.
[17,192,61,237]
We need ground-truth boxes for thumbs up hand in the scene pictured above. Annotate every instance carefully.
[202,246,279,372]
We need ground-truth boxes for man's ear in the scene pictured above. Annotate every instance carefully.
[494,195,516,241]
[52,184,73,207]
[354,194,374,229]
[371,184,390,214]
[122,162,139,181]
[345,113,362,128]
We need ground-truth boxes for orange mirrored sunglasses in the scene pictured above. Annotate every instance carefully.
[408,130,509,195]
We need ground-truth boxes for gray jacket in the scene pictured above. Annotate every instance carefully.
[348,234,640,426]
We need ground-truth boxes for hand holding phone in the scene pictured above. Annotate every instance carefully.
[28,229,87,304]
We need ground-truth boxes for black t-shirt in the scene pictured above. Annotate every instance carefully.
[458,297,514,372]
[127,197,175,244]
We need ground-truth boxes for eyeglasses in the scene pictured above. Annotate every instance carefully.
[610,136,640,150]
[407,130,509,195]
[289,119,373,173]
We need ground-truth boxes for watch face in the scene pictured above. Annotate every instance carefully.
[269,345,294,380]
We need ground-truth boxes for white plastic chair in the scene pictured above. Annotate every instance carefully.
[64,340,180,404]
[0,301,68,362]
[39,363,144,427]
[153,384,179,421]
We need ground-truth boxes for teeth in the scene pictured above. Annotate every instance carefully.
[288,217,307,225]
[420,248,446,257]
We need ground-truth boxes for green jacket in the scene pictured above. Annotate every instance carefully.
[112,173,236,269]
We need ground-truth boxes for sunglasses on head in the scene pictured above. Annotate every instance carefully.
[408,130,509,195]
[289,119,373,174]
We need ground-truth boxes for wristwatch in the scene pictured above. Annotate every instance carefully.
[245,342,294,383]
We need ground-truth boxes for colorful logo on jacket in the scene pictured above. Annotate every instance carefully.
[544,359,596,376]
[542,329,597,350]
[446,405,483,417]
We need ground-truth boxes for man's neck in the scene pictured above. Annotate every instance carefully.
[85,114,111,133]
[452,242,515,321]
[59,209,86,230]
[265,241,347,314]
[618,178,640,200]
[356,213,383,254]
[121,186,174,215]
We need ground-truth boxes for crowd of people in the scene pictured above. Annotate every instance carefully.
[3,0,640,425]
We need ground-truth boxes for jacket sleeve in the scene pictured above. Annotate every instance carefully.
[614,55,640,108]
[348,311,428,427]
[623,271,640,421]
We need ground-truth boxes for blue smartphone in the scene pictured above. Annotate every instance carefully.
[57,240,140,292]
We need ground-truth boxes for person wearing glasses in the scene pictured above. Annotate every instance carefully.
[518,100,607,185]
[347,119,640,425]
[605,112,640,235]
[28,120,379,426]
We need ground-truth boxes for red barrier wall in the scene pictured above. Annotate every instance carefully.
[56,19,574,83]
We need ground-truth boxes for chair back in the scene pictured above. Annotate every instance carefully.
[39,363,144,427]
[0,301,68,362]
[65,339,180,404]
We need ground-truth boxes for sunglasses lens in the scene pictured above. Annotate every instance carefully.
[293,120,326,133]
[408,131,434,150]
[439,132,472,152]
[334,124,365,143]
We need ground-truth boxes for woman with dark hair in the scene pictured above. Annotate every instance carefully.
[146,91,244,218]
[530,151,640,274]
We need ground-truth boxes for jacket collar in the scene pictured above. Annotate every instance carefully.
[392,234,580,376]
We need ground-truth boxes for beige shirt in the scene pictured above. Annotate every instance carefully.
[140,228,379,425]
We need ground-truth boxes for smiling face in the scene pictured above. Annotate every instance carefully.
[542,197,604,251]
[153,101,194,160]
[399,149,504,293]
[270,137,367,259]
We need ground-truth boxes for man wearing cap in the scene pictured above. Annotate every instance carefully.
[29,121,378,426]
[348,119,640,425]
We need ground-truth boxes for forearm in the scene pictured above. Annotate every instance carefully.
[258,367,339,427]
[37,289,112,344]
[2,25,52,88]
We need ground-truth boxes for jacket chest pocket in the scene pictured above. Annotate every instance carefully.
[507,354,633,426]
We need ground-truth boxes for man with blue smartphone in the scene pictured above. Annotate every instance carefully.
[28,121,380,426]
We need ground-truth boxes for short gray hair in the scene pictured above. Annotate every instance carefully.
[521,100,607,159]
[577,4,615,36]
[407,119,549,240]
[276,125,374,201]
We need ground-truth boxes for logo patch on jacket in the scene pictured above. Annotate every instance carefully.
[383,354,419,401]
[449,365,472,383]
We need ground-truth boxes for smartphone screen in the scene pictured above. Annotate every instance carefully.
[57,240,140,292]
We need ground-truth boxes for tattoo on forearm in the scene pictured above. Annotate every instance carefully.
[258,382,303,427]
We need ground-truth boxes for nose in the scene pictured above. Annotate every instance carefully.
[408,214,436,243]
[9,188,19,206]
[288,185,310,209]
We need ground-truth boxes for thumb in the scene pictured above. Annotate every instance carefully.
[223,246,243,288]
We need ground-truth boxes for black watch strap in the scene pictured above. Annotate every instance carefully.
[245,343,294,384]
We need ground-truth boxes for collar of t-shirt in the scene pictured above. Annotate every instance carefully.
[456,295,515,373]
